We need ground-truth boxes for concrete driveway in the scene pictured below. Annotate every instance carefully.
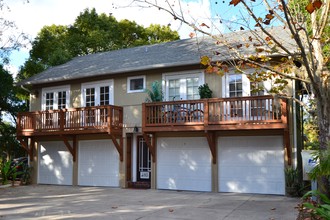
[0,185,300,220]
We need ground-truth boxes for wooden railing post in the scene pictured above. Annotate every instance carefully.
[107,105,111,134]
[142,103,146,129]
[60,109,65,131]
[280,99,288,124]
[32,113,36,131]
[204,99,209,127]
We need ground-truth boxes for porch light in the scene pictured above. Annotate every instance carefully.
[134,126,139,133]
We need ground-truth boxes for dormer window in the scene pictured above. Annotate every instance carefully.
[127,75,146,93]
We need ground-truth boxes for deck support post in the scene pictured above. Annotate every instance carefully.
[60,135,77,162]
[205,131,217,164]
[17,137,34,161]
[110,134,123,161]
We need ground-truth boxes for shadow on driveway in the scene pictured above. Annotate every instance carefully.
[0,185,300,220]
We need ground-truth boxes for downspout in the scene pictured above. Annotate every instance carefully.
[292,80,297,169]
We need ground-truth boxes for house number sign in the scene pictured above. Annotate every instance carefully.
[140,171,149,179]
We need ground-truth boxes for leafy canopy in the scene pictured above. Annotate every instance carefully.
[17,8,180,82]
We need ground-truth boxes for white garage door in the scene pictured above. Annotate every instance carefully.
[157,137,211,192]
[38,141,73,185]
[78,140,119,187]
[218,136,285,195]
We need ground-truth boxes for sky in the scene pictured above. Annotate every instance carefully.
[4,0,223,75]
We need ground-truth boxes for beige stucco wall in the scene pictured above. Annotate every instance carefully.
[30,88,41,111]
[204,72,223,98]
[70,83,81,108]
[114,73,162,129]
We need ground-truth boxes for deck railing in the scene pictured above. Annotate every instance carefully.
[17,105,123,136]
[142,95,287,129]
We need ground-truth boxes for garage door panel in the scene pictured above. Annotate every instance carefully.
[38,142,73,185]
[218,136,284,195]
[78,140,119,187]
[157,137,211,192]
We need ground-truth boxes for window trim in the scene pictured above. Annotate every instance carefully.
[41,85,70,110]
[162,70,204,101]
[127,75,146,93]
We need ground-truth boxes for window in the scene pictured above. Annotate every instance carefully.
[222,70,271,119]
[127,76,146,93]
[229,75,243,97]
[42,86,70,110]
[41,86,70,127]
[163,71,204,101]
[81,80,114,107]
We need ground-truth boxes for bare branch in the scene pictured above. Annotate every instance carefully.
[240,1,294,56]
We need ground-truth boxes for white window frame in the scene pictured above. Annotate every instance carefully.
[162,71,204,101]
[221,69,274,119]
[41,85,70,110]
[222,69,272,98]
[127,75,146,93]
[81,79,114,107]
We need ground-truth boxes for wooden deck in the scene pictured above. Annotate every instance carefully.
[142,95,288,132]
[17,105,123,137]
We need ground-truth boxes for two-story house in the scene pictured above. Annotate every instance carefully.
[17,27,299,195]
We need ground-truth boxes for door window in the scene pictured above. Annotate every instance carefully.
[42,86,70,110]
[223,71,270,119]
[81,80,114,107]
[137,136,151,181]
[82,80,114,125]
[41,86,70,127]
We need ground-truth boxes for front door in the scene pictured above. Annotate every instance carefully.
[137,136,151,184]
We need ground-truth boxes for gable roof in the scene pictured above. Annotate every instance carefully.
[18,26,297,86]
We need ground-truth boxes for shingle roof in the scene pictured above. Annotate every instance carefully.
[18,26,297,86]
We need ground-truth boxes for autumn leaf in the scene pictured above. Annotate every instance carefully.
[265,36,271,41]
[245,43,250,48]
[256,48,265,53]
[249,55,258,61]
[236,44,243,49]
[313,0,322,9]
[255,22,261,27]
[205,66,213,74]
[263,20,271,25]
[249,36,253,41]
[189,32,195,38]
[216,69,225,76]
[201,56,210,66]
[278,4,284,11]
[306,3,315,13]
[200,23,210,28]
[266,14,274,20]
[222,64,229,73]
[229,0,241,6]
[259,55,271,62]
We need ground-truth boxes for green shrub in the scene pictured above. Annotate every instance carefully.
[303,190,330,219]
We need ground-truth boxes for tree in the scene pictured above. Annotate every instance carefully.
[17,8,180,81]
[0,1,29,160]
[0,0,29,64]
[130,0,329,149]
[0,66,27,160]
[130,0,329,194]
